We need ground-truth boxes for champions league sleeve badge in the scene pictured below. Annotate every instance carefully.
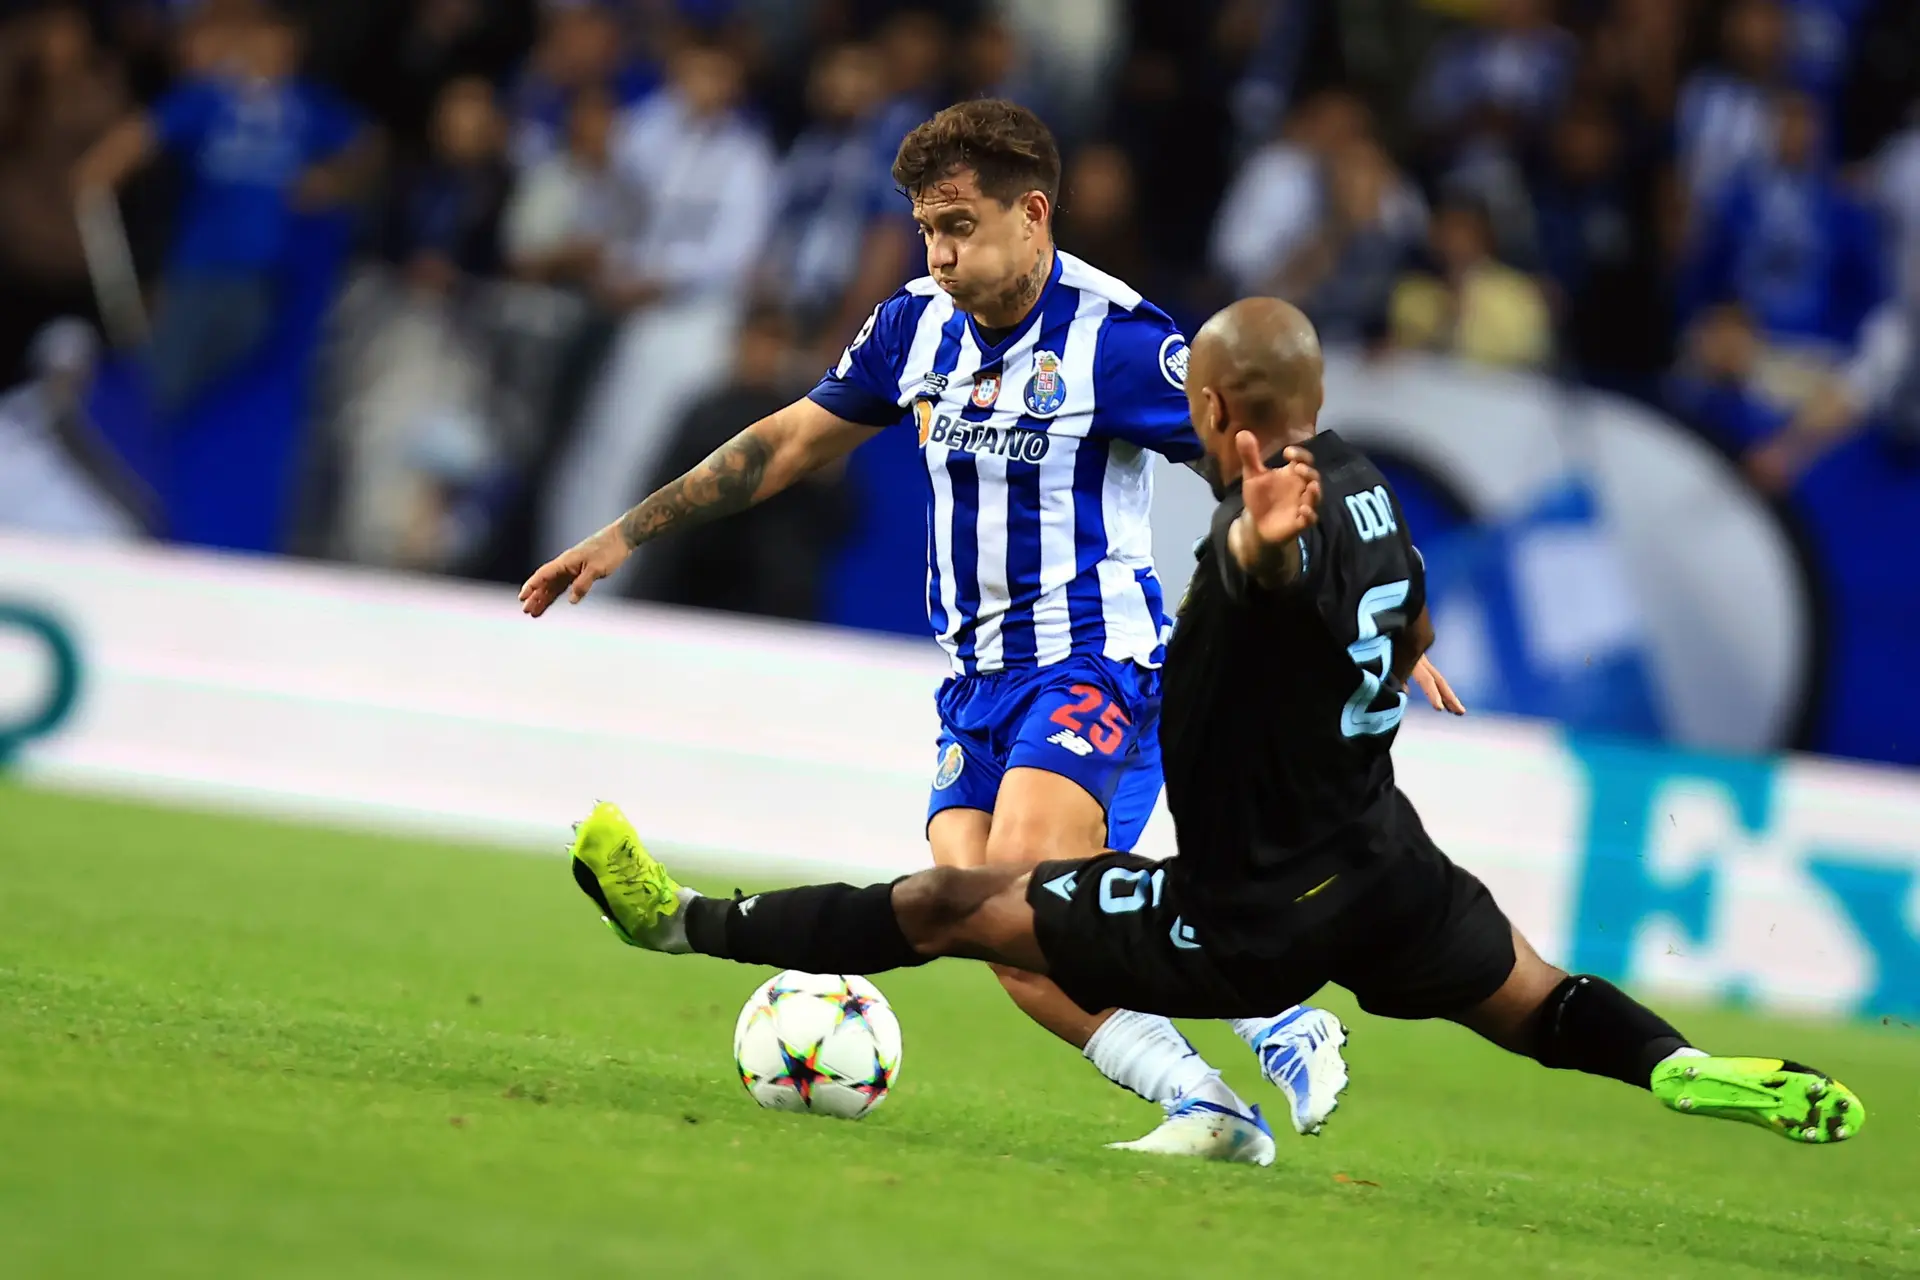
[1023,350,1068,417]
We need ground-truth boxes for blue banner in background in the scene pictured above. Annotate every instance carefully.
[1418,477,1665,741]
[1567,735,1919,1020]
[89,211,354,555]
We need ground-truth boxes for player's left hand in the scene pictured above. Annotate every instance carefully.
[1236,434,1321,547]
[1411,656,1466,716]
[520,523,631,616]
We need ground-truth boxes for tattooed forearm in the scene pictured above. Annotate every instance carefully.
[617,430,775,549]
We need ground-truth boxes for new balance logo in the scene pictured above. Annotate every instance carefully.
[1043,872,1079,901]
[1047,730,1094,757]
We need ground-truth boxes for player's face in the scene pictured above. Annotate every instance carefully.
[912,170,1049,317]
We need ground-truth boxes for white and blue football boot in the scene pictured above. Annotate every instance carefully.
[1108,1096,1277,1166]
[1244,1006,1350,1135]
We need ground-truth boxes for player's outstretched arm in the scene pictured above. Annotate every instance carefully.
[1226,435,1321,589]
[520,398,879,616]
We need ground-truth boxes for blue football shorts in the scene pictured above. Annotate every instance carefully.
[925,654,1164,852]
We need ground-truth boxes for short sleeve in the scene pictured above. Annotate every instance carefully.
[1091,308,1203,461]
[806,287,926,428]
[151,82,219,153]
[302,86,363,162]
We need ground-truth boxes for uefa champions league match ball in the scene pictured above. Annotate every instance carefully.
[733,971,902,1119]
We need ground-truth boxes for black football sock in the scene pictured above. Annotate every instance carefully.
[1528,975,1693,1089]
[682,881,932,975]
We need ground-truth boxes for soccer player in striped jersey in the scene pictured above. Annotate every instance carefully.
[522,99,1370,1162]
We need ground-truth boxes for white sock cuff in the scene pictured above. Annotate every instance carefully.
[1085,1009,1227,1109]
[1659,1046,1710,1066]
[1082,1009,1155,1063]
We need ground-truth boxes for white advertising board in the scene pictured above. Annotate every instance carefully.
[2,534,1914,1021]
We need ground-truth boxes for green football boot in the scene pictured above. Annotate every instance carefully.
[1651,1056,1864,1145]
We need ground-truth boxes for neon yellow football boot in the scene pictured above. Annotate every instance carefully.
[1651,1056,1864,1144]
[568,801,690,951]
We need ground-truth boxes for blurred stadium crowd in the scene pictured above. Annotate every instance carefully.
[2,0,1918,620]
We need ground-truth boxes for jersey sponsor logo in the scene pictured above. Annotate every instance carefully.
[1158,334,1190,390]
[1169,916,1201,950]
[1046,728,1094,757]
[921,411,1052,461]
[970,372,1001,409]
[933,741,965,790]
[1042,871,1079,900]
[1345,486,1399,542]
[1023,349,1068,417]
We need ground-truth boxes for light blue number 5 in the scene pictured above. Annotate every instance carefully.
[1342,580,1410,738]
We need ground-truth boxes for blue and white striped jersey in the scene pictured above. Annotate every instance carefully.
[808,251,1202,676]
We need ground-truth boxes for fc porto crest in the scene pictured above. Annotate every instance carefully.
[1023,350,1067,418]
[933,742,965,790]
[971,371,1001,409]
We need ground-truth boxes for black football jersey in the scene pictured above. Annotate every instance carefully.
[1158,430,1428,951]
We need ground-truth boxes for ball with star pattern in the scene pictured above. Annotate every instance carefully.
[733,971,902,1119]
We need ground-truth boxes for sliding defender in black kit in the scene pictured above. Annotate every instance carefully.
[569,298,1864,1147]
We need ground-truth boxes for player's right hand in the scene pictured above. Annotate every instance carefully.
[1236,433,1321,546]
[520,524,631,617]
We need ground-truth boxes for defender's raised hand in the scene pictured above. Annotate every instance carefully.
[1237,434,1321,547]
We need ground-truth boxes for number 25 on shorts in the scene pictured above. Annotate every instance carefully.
[1049,684,1130,755]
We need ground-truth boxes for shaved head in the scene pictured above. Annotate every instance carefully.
[1184,298,1325,493]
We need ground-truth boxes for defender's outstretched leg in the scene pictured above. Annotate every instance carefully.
[1454,928,1864,1145]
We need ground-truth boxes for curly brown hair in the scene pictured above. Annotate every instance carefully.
[891,98,1062,209]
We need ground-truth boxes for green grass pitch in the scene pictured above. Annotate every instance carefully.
[1,784,1916,1279]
